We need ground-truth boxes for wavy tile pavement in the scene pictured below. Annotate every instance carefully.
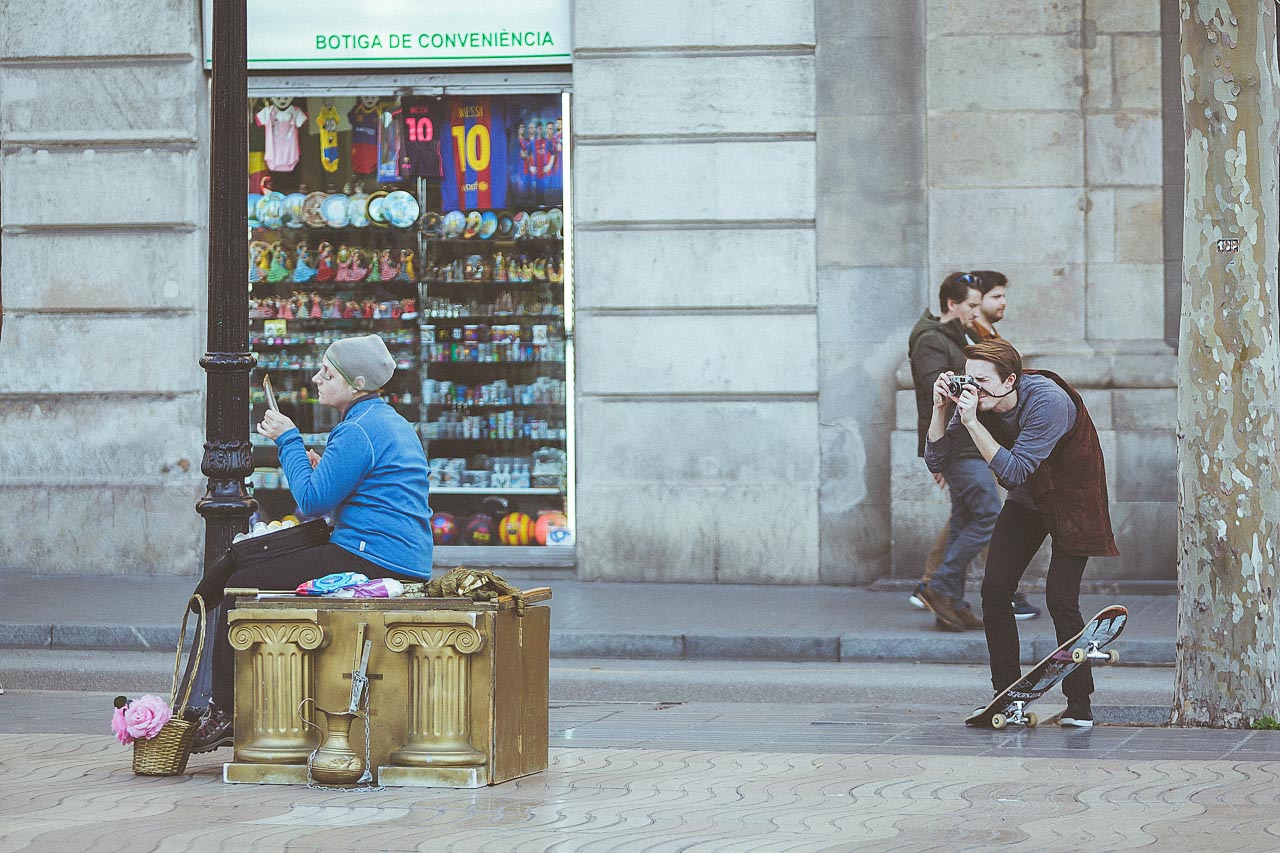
[1,733,1279,852]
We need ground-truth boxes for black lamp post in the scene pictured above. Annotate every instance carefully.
[196,0,256,567]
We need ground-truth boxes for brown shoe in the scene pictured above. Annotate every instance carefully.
[934,616,965,633]
[919,586,965,632]
[956,607,984,630]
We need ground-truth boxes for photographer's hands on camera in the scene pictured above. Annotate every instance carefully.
[933,371,980,427]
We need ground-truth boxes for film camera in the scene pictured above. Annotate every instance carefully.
[947,374,979,397]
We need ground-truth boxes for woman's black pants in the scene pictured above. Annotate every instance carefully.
[209,543,419,711]
[980,500,1093,705]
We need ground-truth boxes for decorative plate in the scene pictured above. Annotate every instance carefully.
[346,191,370,228]
[529,210,549,238]
[478,211,498,239]
[495,212,515,238]
[320,193,350,228]
[256,192,285,229]
[442,210,466,238]
[281,193,307,229]
[365,190,389,226]
[301,192,328,228]
[512,211,529,238]
[383,191,421,229]
[421,211,443,238]
[547,208,563,238]
[462,210,482,239]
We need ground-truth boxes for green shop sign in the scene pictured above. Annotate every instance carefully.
[202,0,572,69]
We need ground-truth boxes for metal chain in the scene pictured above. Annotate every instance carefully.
[304,684,385,793]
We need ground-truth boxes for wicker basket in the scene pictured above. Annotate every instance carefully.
[132,595,207,776]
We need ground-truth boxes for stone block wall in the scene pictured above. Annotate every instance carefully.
[889,0,1176,585]
[0,0,208,575]
[571,0,821,582]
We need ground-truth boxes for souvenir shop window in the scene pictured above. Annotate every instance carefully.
[245,92,571,553]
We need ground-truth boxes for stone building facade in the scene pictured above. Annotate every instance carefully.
[0,0,1176,585]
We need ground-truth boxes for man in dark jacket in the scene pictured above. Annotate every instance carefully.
[908,272,993,631]
[926,339,1118,727]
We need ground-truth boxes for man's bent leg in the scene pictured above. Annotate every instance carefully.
[930,458,1000,605]
[921,520,950,584]
[1045,546,1093,705]
[980,502,1047,693]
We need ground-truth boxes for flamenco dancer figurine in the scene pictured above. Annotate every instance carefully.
[349,249,371,282]
[292,243,317,283]
[266,243,291,283]
[315,242,336,282]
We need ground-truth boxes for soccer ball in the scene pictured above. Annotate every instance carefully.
[498,512,535,546]
[464,513,497,546]
[430,512,460,545]
[534,511,569,546]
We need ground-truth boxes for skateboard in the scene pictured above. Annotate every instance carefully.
[965,604,1127,729]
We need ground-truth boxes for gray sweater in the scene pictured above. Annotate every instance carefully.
[924,373,1077,508]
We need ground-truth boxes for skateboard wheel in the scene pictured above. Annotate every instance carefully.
[1025,713,1039,728]
[1107,649,1120,664]
[1071,648,1087,664]
[991,713,1008,730]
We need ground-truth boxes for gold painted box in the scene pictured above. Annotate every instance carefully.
[222,593,550,788]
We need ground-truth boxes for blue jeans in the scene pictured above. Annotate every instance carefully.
[928,457,1000,606]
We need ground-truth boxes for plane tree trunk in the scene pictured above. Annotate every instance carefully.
[1173,0,1280,727]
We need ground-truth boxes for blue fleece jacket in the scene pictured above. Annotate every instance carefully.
[275,396,433,578]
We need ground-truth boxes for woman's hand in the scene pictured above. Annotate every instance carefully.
[256,409,297,440]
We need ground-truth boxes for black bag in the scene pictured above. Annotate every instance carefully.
[192,519,331,610]
[231,518,331,568]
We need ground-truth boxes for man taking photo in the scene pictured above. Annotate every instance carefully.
[910,269,1040,621]
[926,339,1119,727]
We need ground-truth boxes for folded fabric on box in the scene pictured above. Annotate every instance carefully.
[326,578,405,599]
[296,572,370,595]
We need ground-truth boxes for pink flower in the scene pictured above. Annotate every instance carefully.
[120,694,173,743]
[111,706,132,746]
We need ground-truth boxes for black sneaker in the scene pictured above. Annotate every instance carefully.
[1060,705,1093,728]
[908,582,927,610]
[1012,592,1041,621]
[192,704,234,753]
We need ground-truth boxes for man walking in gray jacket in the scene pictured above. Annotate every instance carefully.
[908,272,993,631]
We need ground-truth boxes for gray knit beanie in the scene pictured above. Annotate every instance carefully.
[324,334,395,391]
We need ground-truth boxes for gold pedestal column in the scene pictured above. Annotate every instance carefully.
[384,613,486,767]
[228,609,326,764]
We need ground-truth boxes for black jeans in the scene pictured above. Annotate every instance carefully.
[210,543,420,710]
[980,500,1093,706]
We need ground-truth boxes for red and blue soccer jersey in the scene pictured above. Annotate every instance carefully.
[440,97,508,211]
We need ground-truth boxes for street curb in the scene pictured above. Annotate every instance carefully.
[3,623,1174,665]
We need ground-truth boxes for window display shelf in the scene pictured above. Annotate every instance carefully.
[425,359,565,366]
[247,88,570,550]
[421,279,560,287]
[422,314,563,321]
[430,487,560,495]
[432,545,575,570]
[424,437,566,444]
[427,402,564,411]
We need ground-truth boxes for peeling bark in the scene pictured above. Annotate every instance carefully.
[1174,1,1280,727]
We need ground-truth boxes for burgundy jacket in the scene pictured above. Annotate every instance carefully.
[979,369,1119,557]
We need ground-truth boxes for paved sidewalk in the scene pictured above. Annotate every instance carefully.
[0,572,1176,664]
[1,693,1277,852]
